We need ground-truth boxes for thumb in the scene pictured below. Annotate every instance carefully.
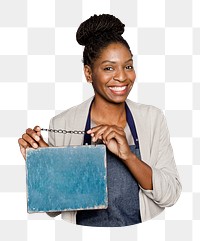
[33,126,48,147]
[34,126,42,137]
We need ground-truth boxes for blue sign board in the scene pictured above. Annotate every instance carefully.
[26,145,108,213]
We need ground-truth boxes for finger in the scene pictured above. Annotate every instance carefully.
[22,133,39,148]
[89,125,123,142]
[34,126,42,137]
[18,137,31,149]
[37,138,49,147]
[26,128,40,142]
[87,125,105,134]
[102,126,124,140]
[33,126,48,147]
[96,125,124,144]
[34,126,41,131]
[90,125,109,142]
[89,125,123,133]
[104,131,126,145]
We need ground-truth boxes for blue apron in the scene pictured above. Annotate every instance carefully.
[76,102,142,227]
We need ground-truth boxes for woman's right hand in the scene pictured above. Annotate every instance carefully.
[18,126,49,160]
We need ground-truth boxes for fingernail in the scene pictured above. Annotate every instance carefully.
[35,136,40,141]
[33,143,38,148]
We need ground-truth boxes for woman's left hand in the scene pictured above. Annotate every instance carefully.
[87,125,132,162]
[88,124,153,190]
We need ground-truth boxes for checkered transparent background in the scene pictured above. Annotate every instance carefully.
[0,0,199,240]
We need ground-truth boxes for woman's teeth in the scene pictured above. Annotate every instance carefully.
[109,86,127,91]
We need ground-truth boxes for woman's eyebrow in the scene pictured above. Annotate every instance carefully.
[125,58,133,63]
[101,59,133,65]
[101,60,116,64]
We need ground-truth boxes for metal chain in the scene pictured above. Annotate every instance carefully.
[41,128,85,135]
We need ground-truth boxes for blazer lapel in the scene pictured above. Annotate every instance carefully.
[69,97,93,146]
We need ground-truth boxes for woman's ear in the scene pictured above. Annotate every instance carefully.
[84,65,92,83]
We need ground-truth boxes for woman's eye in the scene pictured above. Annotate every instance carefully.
[126,65,133,70]
[104,67,113,71]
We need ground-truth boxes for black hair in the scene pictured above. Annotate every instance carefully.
[76,14,132,68]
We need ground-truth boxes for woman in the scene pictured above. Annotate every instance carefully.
[18,14,181,227]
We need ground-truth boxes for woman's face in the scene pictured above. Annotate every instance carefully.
[86,42,136,104]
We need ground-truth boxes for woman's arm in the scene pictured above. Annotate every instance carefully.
[87,112,182,207]
[140,112,182,207]
[123,153,153,190]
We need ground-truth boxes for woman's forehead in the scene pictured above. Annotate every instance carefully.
[97,43,133,63]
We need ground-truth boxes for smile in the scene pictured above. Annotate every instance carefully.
[109,86,127,91]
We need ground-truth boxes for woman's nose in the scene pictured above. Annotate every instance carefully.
[113,69,127,82]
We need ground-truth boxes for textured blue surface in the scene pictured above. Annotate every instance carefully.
[26,145,107,213]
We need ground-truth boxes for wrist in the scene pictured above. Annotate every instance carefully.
[122,152,137,164]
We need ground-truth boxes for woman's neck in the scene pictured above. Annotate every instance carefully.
[91,98,127,128]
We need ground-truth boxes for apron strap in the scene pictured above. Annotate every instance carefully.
[83,101,140,149]
[125,103,139,149]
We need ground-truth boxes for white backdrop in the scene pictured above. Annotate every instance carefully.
[0,0,199,240]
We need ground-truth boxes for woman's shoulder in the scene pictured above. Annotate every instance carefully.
[126,99,163,117]
[126,100,166,134]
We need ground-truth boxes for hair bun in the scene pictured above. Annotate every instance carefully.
[76,14,125,46]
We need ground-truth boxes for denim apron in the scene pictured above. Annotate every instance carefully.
[76,102,142,227]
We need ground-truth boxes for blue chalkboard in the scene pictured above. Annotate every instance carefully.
[26,145,107,213]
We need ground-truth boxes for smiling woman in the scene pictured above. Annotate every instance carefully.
[83,44,133,120]
[18,14,182,227]
[87,43,135,105]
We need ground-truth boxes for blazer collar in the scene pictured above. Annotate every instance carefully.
[69,97,94,145]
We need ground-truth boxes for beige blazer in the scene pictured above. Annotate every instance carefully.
[48,97,182,223]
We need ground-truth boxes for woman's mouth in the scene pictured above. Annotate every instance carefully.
[108,85,128,95]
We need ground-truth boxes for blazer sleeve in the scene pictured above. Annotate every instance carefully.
[140,111,182,208]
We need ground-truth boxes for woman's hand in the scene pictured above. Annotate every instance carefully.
[18,126,49,160]
[87,125,132,162]
[88,124,153,190]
